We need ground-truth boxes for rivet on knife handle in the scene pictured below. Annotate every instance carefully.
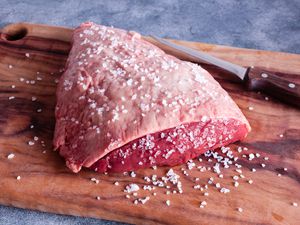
[245,67,300,107]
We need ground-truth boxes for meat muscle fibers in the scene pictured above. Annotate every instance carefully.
[53,22,251,173]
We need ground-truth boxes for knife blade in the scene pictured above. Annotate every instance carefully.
[151,36,300,108]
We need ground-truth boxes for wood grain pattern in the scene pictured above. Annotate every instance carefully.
[0,23,299,225]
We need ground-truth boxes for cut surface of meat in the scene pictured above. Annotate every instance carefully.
[53,22,251,173]
[91,119,248,173]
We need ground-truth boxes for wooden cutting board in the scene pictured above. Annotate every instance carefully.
[0,23,299,225]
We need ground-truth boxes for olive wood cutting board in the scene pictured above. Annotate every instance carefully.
[0,23,299,225]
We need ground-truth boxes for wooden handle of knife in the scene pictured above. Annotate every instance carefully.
[246,67,300,107]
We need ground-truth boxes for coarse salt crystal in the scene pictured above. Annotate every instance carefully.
[220,188,230,194]
[233,175,239,180]
[235,164,242,168]
[200,201,207,208]
[166,200,170,206]
[237,147,242,153]
[90,178,99,184]
[96,196,101,200]
[28,141,34,146]
[288,83,296,88]
[187,160,196,170]
[193,185,201,190]
[292,202,298,207]
[139,196,150,204]
[237,207,243,212]
[248,153,255,161]
[235,169,242,174]
[201,116,208,123]
[25,53,30,57]
[125,183,140,193]
[130,171,136,177]
[16,176,21,180]
[114,181,119,186]
[7,153,15,159]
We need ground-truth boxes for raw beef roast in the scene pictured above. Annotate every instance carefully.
[53,22,251,173]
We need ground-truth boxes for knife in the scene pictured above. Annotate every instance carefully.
[151,36,300,108]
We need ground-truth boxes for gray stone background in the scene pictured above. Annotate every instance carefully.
[0,0,299,224]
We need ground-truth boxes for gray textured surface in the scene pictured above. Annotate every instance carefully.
[0,0,299,225]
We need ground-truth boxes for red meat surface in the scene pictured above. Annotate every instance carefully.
[91,120,248,173]
[53,22,250,173]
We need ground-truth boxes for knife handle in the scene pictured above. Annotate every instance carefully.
[246,67,300,107]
